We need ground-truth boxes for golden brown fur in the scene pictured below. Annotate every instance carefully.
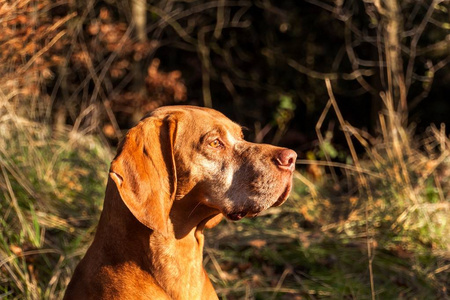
[64,106,296,299]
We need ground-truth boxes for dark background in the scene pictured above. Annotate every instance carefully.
[4,0,448,151]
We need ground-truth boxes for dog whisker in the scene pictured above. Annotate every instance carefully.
[188,202,202,219]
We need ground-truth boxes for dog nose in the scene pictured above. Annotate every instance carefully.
[276,149,297,171]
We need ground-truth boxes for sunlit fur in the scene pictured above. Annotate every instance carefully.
[64,106,295,300]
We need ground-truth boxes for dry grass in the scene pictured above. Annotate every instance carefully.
[0,101,448,299]
[203,83,450,299]
[0,1,449,299]
[205,131,449,299]
[0,78,449,299]
[0,112,111,299]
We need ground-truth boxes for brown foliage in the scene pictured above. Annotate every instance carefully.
[0,2,187,135]
[0,0,68,102]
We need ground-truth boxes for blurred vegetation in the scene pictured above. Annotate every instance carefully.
[0,0,449,299]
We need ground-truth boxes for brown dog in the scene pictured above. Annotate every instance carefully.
[64,106,296,299]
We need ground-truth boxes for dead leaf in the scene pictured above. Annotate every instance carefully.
[248,239,267,248]
[10,245,23,256]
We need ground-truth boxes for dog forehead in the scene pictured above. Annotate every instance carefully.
[149,105,242,136]
[189,107,242,134]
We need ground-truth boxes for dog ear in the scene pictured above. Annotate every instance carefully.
[110,116,177,236]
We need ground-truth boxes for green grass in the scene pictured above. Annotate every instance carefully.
[205,118,450,299]
[205,172,449,299]
[0,116,449,299]
[0,117,111,299]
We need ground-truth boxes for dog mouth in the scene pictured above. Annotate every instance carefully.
[226,206,265,220]
[226,210,262,221]
[225,181,293,221]
[226,212,247,221]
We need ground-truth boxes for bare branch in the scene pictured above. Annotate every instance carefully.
[287,59,374,81]
[405,0,444,91]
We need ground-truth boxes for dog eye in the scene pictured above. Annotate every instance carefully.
[209,139,223,148]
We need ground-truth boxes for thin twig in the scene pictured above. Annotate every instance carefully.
[288,59,374,81]
[315,98,339,184]
[325,78,376,300]
[296,159,381,178]
[405,0,443,91]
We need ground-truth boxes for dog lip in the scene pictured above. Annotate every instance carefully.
[226,212,247,221]
[246,211,260,218]
[272,181,292,207]
[226,207,264,220]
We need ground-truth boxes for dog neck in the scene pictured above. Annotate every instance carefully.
[169,186,221,239]
[95,181,219,299]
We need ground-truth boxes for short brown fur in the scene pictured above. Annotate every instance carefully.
[64,106,296,299]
